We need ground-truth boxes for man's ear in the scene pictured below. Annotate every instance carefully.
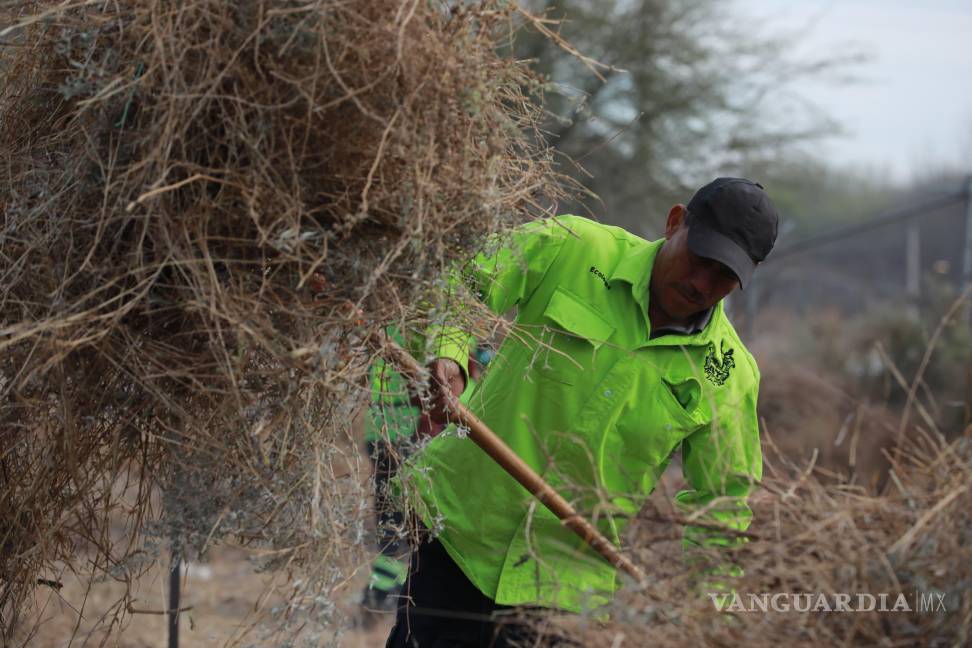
[664,204,687,239]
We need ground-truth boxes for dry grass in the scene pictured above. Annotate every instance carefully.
[535,424,972,647]
[0,0,561,642]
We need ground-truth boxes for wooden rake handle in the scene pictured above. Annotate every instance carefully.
[378,333,646,585]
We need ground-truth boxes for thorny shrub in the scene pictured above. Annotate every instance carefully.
[0,0,562,641]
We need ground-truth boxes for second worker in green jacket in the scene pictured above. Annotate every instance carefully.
[387,178,780,647]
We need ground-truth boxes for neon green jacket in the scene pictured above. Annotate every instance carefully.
[403,215,762,613]
[365,355,419,444]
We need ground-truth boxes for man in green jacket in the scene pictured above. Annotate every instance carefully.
[361,330,488,616]
[387,178,779,647]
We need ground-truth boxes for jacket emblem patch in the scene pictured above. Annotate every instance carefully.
[704,341,734,386]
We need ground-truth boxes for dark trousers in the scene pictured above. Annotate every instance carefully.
[385,537,578,648]
[368,440,406,558]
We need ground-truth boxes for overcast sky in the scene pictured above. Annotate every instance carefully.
[736,0,972,182]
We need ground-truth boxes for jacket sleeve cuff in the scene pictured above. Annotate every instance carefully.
[425,324,472,384]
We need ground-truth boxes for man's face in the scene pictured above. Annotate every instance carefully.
[650,204,741,321]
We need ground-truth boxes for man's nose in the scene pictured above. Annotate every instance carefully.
[688,270,712,299]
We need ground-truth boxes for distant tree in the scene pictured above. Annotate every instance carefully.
[513,0,864,236]
[738,155,899,238]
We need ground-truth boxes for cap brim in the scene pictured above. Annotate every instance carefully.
[687,223,756,289]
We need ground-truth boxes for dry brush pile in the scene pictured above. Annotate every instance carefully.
[536,423,972,647]
[0,0,559,641]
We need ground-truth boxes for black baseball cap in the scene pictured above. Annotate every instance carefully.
[685,177,779,289]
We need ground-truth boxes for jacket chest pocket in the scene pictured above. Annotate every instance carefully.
[609,372,706,470]
[532,287,615,386]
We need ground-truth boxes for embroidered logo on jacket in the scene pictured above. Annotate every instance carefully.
[704,341,734,385]
[589,266,611,289]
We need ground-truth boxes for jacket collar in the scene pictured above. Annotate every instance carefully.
[609,237,724,346]
[609,238,661,305]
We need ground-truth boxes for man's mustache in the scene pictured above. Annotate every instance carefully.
[678,284,704,304]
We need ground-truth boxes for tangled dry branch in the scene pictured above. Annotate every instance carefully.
[0,0,560,640]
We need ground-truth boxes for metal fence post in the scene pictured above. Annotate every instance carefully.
[962,174,972,323]
[962,175,972,430]
[168,552,181,648]
[906,223,921,316]
[166,417,185,648]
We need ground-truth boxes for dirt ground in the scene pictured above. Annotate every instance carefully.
[14,415,395,647]
[20,543,395,647]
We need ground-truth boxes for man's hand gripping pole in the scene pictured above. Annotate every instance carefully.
[377,331,647,585]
